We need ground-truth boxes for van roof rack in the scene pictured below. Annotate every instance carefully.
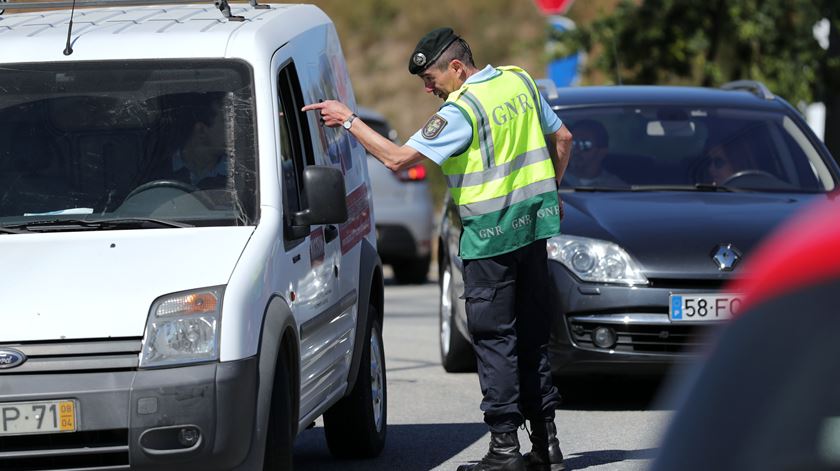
[536,78,559,100]
[0,0,268,21]
[720,80,775,100]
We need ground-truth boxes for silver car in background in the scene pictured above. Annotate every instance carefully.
[359,107,434,284]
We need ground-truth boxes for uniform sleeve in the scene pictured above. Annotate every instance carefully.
[405,104,473,166]
[538,92,562,135]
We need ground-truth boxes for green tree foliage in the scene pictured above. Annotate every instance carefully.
[559,0,840,157]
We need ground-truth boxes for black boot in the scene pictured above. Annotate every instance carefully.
[523,420,565,471]
[456,431,526,471]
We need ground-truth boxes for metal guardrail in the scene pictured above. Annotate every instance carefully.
[720,80,775,100]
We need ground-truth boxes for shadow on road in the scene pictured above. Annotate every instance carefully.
[563,447,659,470]
[555,376,670,411]
[294,422,486,470]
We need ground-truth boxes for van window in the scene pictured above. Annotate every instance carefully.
[277,62,315,240]
[0,60,258,226]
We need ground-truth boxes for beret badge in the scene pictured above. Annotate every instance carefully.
[413,52,427,67]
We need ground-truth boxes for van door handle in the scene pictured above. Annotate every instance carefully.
[324,225,339,243]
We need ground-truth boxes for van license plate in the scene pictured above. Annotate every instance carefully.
[0,400,77,436]
[670,294,742,322]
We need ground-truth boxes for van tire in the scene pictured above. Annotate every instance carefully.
[323,308,387,458]
[263,348,294,470]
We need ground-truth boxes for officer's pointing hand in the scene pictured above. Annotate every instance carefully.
[301,100,353,128]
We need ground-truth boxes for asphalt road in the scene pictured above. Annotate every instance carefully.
[294,273,675,471]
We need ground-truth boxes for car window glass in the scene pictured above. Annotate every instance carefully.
[559,106,834,192]
[277,62,315,241]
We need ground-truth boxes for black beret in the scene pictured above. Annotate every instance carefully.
[408,27,459,75]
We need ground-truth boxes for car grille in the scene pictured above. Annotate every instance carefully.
[0,429,129,470]
[568,314,720,354]
[0,338,141,375]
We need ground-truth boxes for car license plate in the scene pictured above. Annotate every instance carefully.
[0,400,77,436]
[670,293,743,322]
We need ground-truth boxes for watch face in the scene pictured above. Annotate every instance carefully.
[343,120,352,129]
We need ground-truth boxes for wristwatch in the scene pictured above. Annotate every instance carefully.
[342,113,358,130]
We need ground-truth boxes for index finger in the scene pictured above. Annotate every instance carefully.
[301,102,326,112]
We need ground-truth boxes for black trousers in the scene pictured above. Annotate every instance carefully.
[462,239,561,433]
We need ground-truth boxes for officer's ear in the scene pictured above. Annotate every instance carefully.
[449,59,466,77]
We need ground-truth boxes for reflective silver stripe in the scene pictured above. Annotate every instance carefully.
[447,147,550,188]
[458,178,557,217]
[460,91,496,169]
[508,70,541,110]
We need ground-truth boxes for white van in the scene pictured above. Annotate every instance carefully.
[0,2,386,470]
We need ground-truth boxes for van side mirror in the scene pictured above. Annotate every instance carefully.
[291,166,348,228]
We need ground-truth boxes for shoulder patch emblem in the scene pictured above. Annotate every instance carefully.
[422,114,448,140]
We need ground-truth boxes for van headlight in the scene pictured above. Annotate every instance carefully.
[547,235,648,285]
[140,286,223,368]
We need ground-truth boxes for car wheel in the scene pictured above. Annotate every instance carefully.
[324,307,387,458]
[263,348,293,470]
[439,258,476,373]
[393,255,430,285]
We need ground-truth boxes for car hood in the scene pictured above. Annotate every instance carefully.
[0,227,254,342]
[560,191,829,279]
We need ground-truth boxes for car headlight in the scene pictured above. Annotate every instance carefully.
[546,235,648,285]
[140,286,223,368]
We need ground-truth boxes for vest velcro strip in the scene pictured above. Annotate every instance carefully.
[460,91,495,169]
[458,177,557,217]
[447,147,550,188]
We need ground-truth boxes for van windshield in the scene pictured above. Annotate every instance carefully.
[0,60,257,228]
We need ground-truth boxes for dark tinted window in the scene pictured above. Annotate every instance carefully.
[558,106,835,192]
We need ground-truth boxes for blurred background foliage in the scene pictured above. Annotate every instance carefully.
[555,0,840,157]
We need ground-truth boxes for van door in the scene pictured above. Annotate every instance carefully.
[274,56,352,419]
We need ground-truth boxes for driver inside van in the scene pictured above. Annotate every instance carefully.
[149,92,229,190]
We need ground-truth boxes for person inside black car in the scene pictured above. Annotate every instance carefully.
[564,119,625,187]
[706,137,756,186]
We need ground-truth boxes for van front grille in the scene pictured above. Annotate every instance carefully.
[0,428,129,470]
[0,338,141,374]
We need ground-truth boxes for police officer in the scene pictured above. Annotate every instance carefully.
[303,27,573,471]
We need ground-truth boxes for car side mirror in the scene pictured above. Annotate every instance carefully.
[291,166,348,228]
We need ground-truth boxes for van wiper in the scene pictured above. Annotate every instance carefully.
[630,184,735,192]
[4,217,193,231]
[0,226,27,234]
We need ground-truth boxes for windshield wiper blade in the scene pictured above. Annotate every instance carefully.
[0,226,27,234]
[564,186,630,192]
[7,217,193,231]
[630,184,735,192]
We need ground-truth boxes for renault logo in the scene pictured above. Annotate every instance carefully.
[711,244,742,272]
[0,348,27,369]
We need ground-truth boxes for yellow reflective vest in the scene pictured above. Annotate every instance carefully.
[442,66,560,259]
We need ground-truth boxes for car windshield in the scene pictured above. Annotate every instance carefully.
[0,60,257,229]
[557,106,836,193]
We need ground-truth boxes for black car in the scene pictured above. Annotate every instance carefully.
[437,81,840,375]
